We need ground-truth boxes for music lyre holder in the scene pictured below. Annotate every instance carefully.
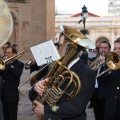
[45,56,53,67]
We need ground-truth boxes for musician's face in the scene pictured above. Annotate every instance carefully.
[2,44,9,52]
[99,43,110,56]
[5,48,15,58]
[114,42,120,56]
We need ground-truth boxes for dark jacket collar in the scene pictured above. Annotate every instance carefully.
[70,59,84,71]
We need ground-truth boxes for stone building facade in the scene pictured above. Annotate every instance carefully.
[55,16,120,50]
[2,0,120,60]
[4,0,55,60]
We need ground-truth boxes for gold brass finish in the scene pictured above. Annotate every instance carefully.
[105,51,120,70]
[88,57,103,71]
[0,0,13,47]
[0,51,24,70]
[96,51,120,78]
[32,26,95,106]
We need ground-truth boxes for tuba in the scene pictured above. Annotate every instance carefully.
[33,26,95,106]
[0,0,13,46]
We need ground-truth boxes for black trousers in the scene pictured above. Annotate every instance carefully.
[2,97,18,120]
[104,100,120,120]
[91,88,106,120]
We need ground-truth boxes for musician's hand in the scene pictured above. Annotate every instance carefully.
[33,100,44,119]
[34,78,49,96]
[99,55,105,64]
[31,59,36,64]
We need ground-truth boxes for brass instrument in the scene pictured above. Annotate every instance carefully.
[96,51,120,78]
[18,64,48,95]
[25,59,33,69]
[32,25,95,106]
[0,0,13,46]
[18,25,95,107]
[88,57,103,71]
[0,51,24,70]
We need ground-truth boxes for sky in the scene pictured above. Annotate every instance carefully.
[55,0,108,16]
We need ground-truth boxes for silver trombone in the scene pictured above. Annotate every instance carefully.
[96,51,120,78]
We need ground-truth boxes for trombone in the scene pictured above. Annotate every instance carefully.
[0,51,24,70]
[18,64,48,95]
[96,51,120,78]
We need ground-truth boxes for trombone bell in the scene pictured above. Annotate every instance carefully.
[106,51,120,70]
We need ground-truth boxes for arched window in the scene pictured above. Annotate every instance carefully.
[96,37,109,47]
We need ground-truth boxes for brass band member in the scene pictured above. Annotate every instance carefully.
[91,41,111,120]
[1,42,11,59]
[0,46,24,120]
[0,76,4,120]
[99,38,120,120]
[29,52,96,120]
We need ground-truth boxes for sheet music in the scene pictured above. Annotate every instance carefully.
[30,40,60,66]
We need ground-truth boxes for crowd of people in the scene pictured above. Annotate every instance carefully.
[0,33,120,120]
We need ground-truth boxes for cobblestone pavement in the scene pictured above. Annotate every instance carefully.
[18,67,95,120]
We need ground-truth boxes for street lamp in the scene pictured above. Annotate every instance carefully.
[82,5,88,28]
[78,5,89,35]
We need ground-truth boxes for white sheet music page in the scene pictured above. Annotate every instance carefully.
[30,40,60,66]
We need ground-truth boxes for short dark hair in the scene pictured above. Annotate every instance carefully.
[114,38,120,44]
[12,44,18,47]
[6,41,11,46]
[99,41,111,49]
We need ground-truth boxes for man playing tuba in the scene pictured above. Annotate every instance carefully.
[29,51,96,120]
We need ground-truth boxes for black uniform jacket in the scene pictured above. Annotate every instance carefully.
[29,59,95,120]
[97,65,109,98]
[98,69,120,117]
[0,76,4,120]
[0,59,24,102]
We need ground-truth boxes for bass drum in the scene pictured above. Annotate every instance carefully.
[0,0,13,47]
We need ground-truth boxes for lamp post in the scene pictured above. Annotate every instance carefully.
[82,5,88,28]
[78,5,89,35]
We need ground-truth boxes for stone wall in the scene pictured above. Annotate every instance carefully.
[2,0,55,60]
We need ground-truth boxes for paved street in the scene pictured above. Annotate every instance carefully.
[18,66,95,120]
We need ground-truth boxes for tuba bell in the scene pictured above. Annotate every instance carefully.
[0,0,13,46]
[33,25,95,106]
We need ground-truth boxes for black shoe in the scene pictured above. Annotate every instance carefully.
[87,104,92,109]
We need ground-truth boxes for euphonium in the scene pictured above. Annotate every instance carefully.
[33,25,95,106]
[0,51,24,70]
